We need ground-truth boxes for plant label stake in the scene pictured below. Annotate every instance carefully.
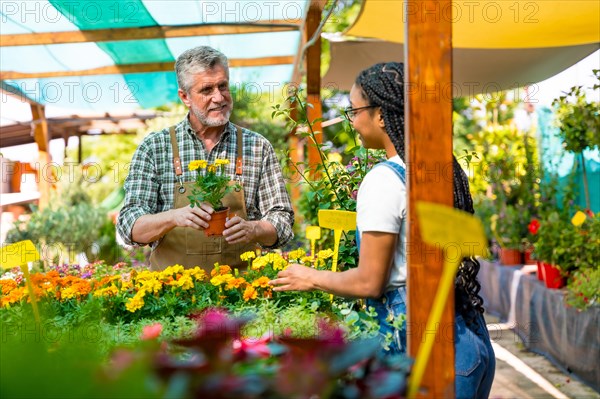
[318,210,356,300]
[407,202,488,399]
[0,240,41,322]
[305,225,321,266]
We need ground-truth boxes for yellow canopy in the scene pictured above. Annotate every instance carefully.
[324,0,600,93]
[348,0,599,48]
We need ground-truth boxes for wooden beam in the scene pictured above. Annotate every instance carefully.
[0,21,300,47]
[30,103,51,210]
[405,1,455,398]
[0,56,295,80]
[305,1,324,178]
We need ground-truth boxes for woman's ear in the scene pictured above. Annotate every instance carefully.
[376,109,385,128]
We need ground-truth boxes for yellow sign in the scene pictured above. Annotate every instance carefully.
[306,226,321,240]
[318,209,356,231]
[408,202,488,399]
[0,240,41,323]
[0,240,40,269]
[416,201,488,257]
[317,210,357,301]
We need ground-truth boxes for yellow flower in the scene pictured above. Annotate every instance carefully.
[207,165,216,173]
[188,160,207,171]
[125,290,146,312]
[317,249,334,259]
[240,251,256,261]
[214,158,230,166]
[287,248,306,261]
[251,257,268,270]
[252,276,270,288]
[572,211,587,227]
[176,274,194,290]
[210,273,234,286]
[187,267,207,281]
[243,285,258,301]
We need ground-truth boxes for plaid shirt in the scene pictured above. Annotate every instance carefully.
[117,117,294,248]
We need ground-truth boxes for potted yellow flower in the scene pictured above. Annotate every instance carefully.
[188,158,238,236]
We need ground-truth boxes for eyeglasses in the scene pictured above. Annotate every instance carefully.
[343,105,377,121]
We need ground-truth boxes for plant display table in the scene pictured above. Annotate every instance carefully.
[479,259,599,392]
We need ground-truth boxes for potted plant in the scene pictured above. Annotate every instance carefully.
[534,212,576,289]
[491,204,529,265]
[188,158,239,236]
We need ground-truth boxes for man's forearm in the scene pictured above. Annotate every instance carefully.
[131,211,177,244]
[252,220,278,247]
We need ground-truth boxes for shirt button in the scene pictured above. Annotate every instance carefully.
[382,297,387,304]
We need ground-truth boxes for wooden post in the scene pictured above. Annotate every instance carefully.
[287,106,304,219]
[30,103,51,210]
[305,1,323,178]
[405,1,455,397]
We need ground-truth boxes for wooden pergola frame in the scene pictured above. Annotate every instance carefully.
[2,1,456,395]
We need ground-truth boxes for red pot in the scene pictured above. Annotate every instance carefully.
[543,262,565,289]
[524,247,536,265]
[536,261,544,281]
[204,207,229,237]
[499,248,523,266]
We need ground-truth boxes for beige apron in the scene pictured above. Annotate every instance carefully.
[149,125,256,272]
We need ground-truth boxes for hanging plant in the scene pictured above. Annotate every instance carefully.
[552,69,600,209]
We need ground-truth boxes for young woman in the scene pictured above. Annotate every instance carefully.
[270,62,495,398]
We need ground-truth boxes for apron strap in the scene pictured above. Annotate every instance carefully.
[169,126,183,177]
[234,124,243,177]
[169,126,184,190]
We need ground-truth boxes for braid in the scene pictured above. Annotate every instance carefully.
[356,62,484,316]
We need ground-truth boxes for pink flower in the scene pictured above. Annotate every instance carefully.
[233,333,272,359]
[141,322,163,340]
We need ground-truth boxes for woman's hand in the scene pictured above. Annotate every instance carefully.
[269,264,317,292]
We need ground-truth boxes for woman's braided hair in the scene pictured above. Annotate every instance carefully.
[356,62,484,316]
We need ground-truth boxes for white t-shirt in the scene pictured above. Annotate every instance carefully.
[356,155,407,291]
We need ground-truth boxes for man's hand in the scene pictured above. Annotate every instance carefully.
[223,215,258,244]
[172,203,215,229]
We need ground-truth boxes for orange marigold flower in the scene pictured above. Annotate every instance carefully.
[225,277,246,290]
[243,286,258,302]
[211,265,232,277]
[252,276,270,288]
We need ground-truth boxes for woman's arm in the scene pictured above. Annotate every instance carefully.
[270,231,397,299]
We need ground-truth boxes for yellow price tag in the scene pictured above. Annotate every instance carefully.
[1,240,40,269]
[306,226,321,240]
[318,209,356,231]
[318,210,357,301]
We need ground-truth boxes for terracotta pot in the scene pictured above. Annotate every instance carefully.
[524,247,536,265]
[204,207,229,237]
[499,248,523,266]
[536,261,545,281]
[543,262,565,289]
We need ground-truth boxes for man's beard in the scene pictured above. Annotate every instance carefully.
[191,103,232,127]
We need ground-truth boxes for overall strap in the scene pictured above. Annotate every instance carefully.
[378,160,406,184]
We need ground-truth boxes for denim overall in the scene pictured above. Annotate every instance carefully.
[360,161,495,398]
